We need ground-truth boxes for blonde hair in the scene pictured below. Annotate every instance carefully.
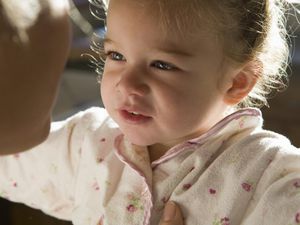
[91,0,294,108]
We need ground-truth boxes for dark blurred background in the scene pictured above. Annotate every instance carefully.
[0,1,299,225]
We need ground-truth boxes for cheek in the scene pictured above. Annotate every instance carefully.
[100,75,113,108]
[156,91,189,122]
[156,84,218,122]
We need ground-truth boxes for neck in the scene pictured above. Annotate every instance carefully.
[148,143,170,163]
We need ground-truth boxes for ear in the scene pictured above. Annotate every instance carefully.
[223,61,260,105]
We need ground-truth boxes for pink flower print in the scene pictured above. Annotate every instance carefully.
[242,182,252,192]
[127,204,137,212]
[221,217,230,225]
[183,183,192,191]
[213,217,230,225]
[13,182,18,188]
[239,118,245,129]
[267,158,273,165]
[209,188,217,195]
[221,217,229,222]
[100,138,106,142]
[92,181,100,191]
[126,193,143,213]
[97,157,104,163]
[296,212,300,223]
[13,154,20,159]
[53,205,66,213]
[161,196,170,204]
[293,180,300,189]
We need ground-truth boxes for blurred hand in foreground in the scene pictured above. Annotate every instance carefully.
[0,0,71,154]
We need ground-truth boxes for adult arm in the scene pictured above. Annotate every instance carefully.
[0,0,71,154]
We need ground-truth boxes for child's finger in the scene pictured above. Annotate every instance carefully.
[159,201,184,225]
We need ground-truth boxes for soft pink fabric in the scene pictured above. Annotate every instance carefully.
[0,107,299,225]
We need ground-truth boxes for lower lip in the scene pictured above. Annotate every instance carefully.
[119,110,152,124]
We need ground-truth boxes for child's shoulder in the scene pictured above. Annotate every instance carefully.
[249,128,298,155]
[231,127,300,170]
[259,129,300,167]
[226,124,299,166]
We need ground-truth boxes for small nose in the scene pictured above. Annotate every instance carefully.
[116,68,150,97]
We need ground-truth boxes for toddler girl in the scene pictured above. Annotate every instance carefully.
[1,0,300,225]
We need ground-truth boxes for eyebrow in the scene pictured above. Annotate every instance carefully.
[155,45,195,57]
[103,37,114,44]
[103,37,195,58]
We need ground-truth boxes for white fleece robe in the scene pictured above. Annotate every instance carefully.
[0,107,299,225]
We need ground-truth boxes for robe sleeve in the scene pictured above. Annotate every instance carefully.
[0,107,108,221]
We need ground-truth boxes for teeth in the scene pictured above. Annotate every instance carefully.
[130,111,140,115]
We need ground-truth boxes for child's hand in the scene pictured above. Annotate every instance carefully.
[97,201,184,225]
[0,0,71,154]
[159,201,184,225]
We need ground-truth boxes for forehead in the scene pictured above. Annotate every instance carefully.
[107,0,218,35]
[106,0,221,55]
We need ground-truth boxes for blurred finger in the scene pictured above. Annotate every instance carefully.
[159,201,184,225]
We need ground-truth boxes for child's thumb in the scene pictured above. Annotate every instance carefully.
[159,201,184,225]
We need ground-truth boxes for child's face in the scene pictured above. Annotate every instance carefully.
[101,0,231,150]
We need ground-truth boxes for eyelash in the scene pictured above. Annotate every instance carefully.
[104,51,125,61]
[151,61,177,71]
[104,50,178,71]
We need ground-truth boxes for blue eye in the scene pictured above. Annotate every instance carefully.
[106,51,125,61]
[151,61,177,71]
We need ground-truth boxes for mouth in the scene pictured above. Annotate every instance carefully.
[119,109,152,124]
